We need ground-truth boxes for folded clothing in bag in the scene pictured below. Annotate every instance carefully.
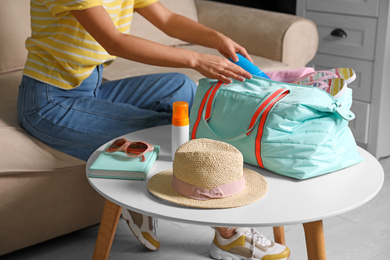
[189,76,363,180]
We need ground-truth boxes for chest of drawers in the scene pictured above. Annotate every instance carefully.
[297,0,390,159]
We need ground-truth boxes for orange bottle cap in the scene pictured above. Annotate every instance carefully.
[172,101,189,126]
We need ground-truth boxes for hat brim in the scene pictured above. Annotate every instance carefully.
[147,168,268,209]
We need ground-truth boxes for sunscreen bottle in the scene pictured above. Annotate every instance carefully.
[171,101,189,160]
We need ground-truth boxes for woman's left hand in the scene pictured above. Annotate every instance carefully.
[215,33,253,63]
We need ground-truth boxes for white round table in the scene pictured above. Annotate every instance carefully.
[87,125,384,260]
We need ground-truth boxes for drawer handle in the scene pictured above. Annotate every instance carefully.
[331,28,347,38]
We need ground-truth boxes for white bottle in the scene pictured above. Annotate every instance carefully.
[171,101,189,160]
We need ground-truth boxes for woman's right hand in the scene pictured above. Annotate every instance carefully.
[191,53,252,84]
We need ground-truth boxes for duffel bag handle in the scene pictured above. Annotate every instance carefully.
[191,81,290,142]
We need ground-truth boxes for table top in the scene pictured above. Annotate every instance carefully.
[86,125,384,227]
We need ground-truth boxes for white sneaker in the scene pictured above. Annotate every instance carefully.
[121,209,160,251]
[210,227,290,260]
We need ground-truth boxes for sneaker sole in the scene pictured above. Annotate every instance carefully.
[210,243,244,260]
[121,210,158,251]
[209,243,290,260]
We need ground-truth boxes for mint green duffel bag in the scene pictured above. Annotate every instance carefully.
[189,76,363,180]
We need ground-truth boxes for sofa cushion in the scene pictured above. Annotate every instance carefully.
[102,45,288,83]
[0,128,85,176]
[0,0,30,74]
[0,70,23,128]
[0,165,105,255]
[131,0,198,46]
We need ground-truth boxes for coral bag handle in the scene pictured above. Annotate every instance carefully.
[191,81,290,142]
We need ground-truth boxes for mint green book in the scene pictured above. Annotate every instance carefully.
[89,145,160,180]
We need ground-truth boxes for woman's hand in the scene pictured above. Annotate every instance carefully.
[215,33,253,64]
[192,32,253,84]
[191,52,252,84]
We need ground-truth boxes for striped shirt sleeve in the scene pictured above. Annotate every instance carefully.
[43,0,103,17]
[134,0,158,9]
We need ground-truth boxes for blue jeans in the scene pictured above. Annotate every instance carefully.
[17,65,197,161]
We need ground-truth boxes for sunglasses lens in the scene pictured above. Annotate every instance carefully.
[127,142,148,155]
[108,139,126,150]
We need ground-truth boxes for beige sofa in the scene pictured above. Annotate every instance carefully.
[0,0,318,255]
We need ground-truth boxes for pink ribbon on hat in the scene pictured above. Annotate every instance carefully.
[171,174,246,201]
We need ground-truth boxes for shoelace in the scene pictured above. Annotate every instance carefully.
[246,228,271,259]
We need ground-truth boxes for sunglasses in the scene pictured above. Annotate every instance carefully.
[105,138,154,162]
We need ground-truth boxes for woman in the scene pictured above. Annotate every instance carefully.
[18,1,289,259]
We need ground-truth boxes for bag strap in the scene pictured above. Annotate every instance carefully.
[205,81,225,122]
[191,82,217,140]
[247,88,289,135]
[191,83,290,141]
[255,90,289,168]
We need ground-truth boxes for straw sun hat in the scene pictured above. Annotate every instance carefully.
[147,139,268,209]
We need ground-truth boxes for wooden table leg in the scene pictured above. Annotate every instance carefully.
[273,226,286,245]
[303,220,326,260]
[93,199,122,260]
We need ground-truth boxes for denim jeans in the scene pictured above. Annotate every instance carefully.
[17,65,197,161]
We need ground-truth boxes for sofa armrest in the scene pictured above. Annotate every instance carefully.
[195,0,318,69]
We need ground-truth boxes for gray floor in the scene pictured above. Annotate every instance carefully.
[2,157,390,260]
